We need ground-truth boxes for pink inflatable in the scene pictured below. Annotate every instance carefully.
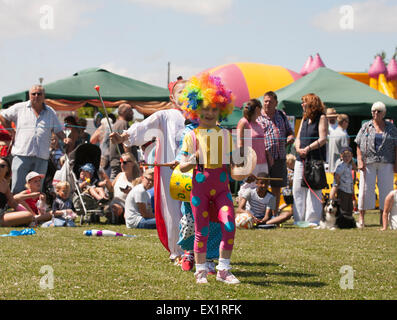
[199,62,301,108]
[306,53,326,74]
[369,55,387,79]
[300,55,313,76]
[387,58,397,81]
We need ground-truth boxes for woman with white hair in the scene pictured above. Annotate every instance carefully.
[355,101,397,228]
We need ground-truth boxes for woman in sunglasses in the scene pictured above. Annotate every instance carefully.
[108,152,141,224]
[355,101,397,228]
[0,157,34,227]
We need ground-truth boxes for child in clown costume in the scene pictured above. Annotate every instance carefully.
[176,121,222,273]
[179,73,240,284]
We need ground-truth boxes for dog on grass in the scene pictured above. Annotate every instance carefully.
[317,197,339,230]
[317,196,357,230]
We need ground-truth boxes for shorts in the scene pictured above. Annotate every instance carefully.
[269,158,287,188]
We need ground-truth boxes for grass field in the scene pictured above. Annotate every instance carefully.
[0,210,396,300]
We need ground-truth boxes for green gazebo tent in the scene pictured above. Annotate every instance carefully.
[276,67,397,118]
[1,68,172,116]
[273,67,397,141]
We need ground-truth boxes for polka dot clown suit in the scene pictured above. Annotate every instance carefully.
[192,166,235,253]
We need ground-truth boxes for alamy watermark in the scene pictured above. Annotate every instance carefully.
[339,265,354,290]
[39,5,54,30]
[39,265,54,290]
[339,5,354,30]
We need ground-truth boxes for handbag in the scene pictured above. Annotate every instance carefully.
[301,159,327,190]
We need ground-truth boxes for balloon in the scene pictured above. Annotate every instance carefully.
[198,62,301,108]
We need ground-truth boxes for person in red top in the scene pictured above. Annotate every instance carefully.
[0,123,12,157]
[14,171,52,226]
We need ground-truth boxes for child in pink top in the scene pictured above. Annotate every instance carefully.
[179,73,240,285]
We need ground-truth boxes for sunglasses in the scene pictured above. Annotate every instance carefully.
[144,176,153,182]
[371,110,382,114]
[0,164,7,168]
[31,92,43,96]
[121,160,132,164]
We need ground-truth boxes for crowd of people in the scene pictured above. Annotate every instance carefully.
[1,76,397,285]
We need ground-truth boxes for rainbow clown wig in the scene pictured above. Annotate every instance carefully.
[179,72,235,123]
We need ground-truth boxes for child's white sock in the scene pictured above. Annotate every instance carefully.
[216,258,231,271]
[195,263,208,273]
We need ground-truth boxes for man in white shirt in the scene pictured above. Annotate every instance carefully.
[0,85,67,193]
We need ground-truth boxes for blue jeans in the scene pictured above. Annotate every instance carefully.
[41,217,76,227]
[137,217,156,229]
[147,187,155,214]
[11,156,48,194]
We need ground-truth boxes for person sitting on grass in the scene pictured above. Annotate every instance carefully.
[380,182,397,231]
[14,171,52,226]
[124,169,156,229]
[41,181,77,227]
[78,163,110,206]
[236,173,276,226]
[0,157,33,227]
[237,172,294,227]
[109,152,141,225]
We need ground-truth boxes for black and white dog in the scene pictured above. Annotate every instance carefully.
[317,196,339,230]
[317,196,356,230]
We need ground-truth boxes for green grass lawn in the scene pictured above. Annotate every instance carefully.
[0,211,396,300]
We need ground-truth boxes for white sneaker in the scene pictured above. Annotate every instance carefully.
[216,270,240,284]
[195,270,208,284]
[356,221,364,228]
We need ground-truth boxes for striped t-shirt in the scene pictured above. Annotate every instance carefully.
[241,188,276,219]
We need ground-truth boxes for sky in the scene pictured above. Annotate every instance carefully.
[1,0,397,101]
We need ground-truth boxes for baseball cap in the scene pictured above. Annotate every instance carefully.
[80,163,95,175]
[26,171,45,183]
